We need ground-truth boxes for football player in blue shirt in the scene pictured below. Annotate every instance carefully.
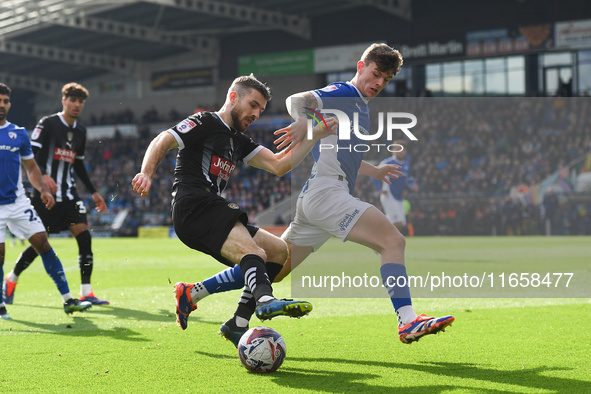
[372,140,419,231]
[180,44,454,346]
[0,83,91,318]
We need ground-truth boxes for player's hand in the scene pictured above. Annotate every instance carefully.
[312,117,338,140]
[92,192,107,214]
[273,124,293,152]
[273,118,306,152]
[132,173,152,197]
[274,117,338,152]
[42,174,57,195]
[377,163,402,185]
[40,190,55,210]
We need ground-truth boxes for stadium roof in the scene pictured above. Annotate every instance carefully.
[1,0,589,95]
[0,0,413,94]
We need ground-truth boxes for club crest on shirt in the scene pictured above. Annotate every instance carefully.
[8,131,16,139]
[228,203,239,209]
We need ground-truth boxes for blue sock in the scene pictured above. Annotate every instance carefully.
[380,263,412,310]
[203,264,244,294]
[40,249,70,295]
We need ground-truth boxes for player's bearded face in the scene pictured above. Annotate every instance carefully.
[0,95,10,121]
[230,90,266,132]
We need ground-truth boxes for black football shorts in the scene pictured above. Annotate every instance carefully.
[32,197,88,234]
[172,190,258,267]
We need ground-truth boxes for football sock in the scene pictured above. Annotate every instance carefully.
[76,231,93,284]
[380,263,418,327]
[81,284,92,297]
[234,287,254,328]
[239,254,272,302]
[0,265,3,303]
[233,262,284,323]
[40,249,70,295]
[61,293,74,303]
[201,264,244,295]
[13,246,39,276]
[7,271,18,283]
[189,282,209,302]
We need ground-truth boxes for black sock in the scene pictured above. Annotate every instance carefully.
[13,246,39,276]
[265,262,283,283]
[76,231,93,284]
[234,261,284,322]
[239,254,272,302]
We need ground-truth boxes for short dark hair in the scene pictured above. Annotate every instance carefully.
[62,82,89,100]
[230,74,272,101]
[0,83,11,96]
[361,43,403,76]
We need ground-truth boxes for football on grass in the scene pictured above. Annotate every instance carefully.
[238,326,286,373]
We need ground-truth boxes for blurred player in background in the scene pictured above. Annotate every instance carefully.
[3,83,109,307]
[187,44,454,346]
[131,74,336,330]
[372,140,419,233]
[0,83,92,318]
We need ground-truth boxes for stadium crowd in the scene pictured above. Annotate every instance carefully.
[69,97,591,236]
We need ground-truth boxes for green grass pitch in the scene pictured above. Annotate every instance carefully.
[1,236,590,393]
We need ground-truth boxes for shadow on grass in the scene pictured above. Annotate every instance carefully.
[9,303,220,327]
[6,304,221,340]
[12,303,173,323]
[8,316,148,342]
[195,352,589,393]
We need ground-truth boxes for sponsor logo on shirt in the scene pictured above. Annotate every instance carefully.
[210,155,236,182]
[175,119,197,133]
[0,145,19,152]
[54,147,77,164]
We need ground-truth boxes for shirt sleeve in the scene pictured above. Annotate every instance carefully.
[30,118,49,173]
[240,133,262,164]
[167,114,205,150]
[20,129,34,160]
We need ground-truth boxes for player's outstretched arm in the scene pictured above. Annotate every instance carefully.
[249,118,337,176]
[132,131,178,196]
[22,158,55,210]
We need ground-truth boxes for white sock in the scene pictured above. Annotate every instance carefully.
[189,282,209,302]
[7,271,18,283]
[62,293,73,303]
[235,316,250,328]
[257,295,274,304]
[80,284,92,297]
[396,305,418,327]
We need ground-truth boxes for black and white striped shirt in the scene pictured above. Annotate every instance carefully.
[30,112,93,202]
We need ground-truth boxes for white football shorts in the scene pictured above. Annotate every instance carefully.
[0,194,46,243]
[379,191,406,225]
[282,177,372,251]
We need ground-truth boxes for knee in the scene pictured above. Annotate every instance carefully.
[248,247,267,263]
[381,230,406,254]
[267,239,288,265]
[28,233,51,254]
